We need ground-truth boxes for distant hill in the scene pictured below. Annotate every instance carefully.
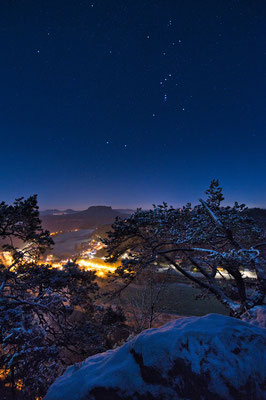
[40,208,133,217]
[115,209,135,215]
[41,206,130,233]
[40,209,78,216]
[91,223,113,240]
[40,206,266,235]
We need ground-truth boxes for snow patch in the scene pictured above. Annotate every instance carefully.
[45,314,266,400]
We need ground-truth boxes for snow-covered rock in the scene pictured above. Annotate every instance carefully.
[241,305,266,328]
[45,314,266,400]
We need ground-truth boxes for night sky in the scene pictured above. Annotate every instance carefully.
[1,1,266,209]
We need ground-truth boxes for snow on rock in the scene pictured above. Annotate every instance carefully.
[241,305,266,328]
[45,314,266,400]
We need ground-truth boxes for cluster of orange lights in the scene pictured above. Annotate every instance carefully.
[44,255,119,277]
[0,251,13,266]
[0,369,23,392]
[0,251,119,278]
[0,230,119,278]
[50,228,79,236]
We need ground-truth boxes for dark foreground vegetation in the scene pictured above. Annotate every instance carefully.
[105,180,266,317]
[0,181,265,399]
[0,197,128,399]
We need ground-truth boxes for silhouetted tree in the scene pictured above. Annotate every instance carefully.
[104,180,266,317]
[0,196,127,399]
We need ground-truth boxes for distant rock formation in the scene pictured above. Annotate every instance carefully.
[45,313,266,400]
[41,206,129,232]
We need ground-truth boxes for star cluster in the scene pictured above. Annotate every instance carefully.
[0,1,266,209]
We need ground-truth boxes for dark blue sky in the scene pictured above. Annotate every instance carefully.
[1,1,265,209]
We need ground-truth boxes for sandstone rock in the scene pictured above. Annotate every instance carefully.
[45,314,266,400]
